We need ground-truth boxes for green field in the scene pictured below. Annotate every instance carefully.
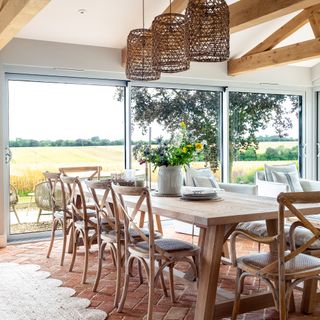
[10,141,298,194]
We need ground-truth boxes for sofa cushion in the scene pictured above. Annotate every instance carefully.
[185,167,219,188]
[264,163,297,182]
[272,171,303,192]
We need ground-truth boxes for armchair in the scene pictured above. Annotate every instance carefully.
[256,170,320,197]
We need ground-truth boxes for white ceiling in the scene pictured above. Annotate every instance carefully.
[15,0,320,68]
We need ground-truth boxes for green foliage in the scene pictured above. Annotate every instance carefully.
[9,137,124,147]
[117,87,299,172]
[133,123,204,170]
[238,145,298,161]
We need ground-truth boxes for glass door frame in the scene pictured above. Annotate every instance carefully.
[5,73,127,242]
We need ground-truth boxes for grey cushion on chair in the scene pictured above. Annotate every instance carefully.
[136,238,196,252]
[236,221,269,237]
[107,228,162,240]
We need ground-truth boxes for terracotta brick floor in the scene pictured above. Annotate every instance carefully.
[1,226,320,320]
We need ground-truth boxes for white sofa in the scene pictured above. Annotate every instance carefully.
[256,170,320,197]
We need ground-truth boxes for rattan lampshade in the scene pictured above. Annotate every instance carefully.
[186,0,229,62]
[152,13,190,73]
[126,28,161,81]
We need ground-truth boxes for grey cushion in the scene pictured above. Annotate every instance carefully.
[236,221,269,237]
[272,171,303,192]
[136,238,196,252]
[108,228,162,240]
[264,163,297,182]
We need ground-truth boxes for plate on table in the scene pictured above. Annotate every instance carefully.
[180,187,223,201]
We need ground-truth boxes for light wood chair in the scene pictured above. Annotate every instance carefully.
[59,166,102,180]
[45,172,73,266]
[230,191,320,320]
[85,179,122,307]
[86,180,163,307]
[60,175,98,284]
[112,184,200,320]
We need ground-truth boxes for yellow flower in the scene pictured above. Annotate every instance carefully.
[195,143,203,151]
[187,144,192,148]
[182,147,187,153]
[180,121,186,129]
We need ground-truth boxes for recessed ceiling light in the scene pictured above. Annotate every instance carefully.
[78,9,87,15]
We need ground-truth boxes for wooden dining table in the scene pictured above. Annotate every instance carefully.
[119,191,320,319]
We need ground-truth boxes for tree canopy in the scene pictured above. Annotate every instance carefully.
[121,87,299,171]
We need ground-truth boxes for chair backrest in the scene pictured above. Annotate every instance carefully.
[111,183,157,254]
[60,175,90,225]
[85,179,119,232]
[43,172,64,212]
[9,184,18,205]
[59,166,102,180]
[255,170,266,182]
[34,181,52,211]
[259,192,320,277]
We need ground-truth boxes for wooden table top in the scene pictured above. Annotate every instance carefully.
[121,192,320,228]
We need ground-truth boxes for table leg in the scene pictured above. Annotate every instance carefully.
[266,219,278,252]
[194,224,225,320]
[301,279,318,314]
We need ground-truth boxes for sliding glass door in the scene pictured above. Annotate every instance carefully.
[7,75,126,236]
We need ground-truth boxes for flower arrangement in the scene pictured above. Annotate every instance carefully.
[133,122,205,170]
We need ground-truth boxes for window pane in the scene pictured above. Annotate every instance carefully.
[9,80,125,234]
[229,92,301,184]
[130,86,222,182]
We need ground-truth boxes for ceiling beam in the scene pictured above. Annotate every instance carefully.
[230,0,320,33]
[0,0,50,50]
[309,11,320,37]
[228,38,320,75]
[162,0,188,14]
[243,5,320,57]
[243,10,309,56]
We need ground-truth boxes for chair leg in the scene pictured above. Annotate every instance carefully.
[118,256,133,312]
[232,268,244,320]
[36,209,42,223]
[81,231,89,284]
[138,259,143,285]
[147,257,155,320]
[46,219,58,258]
[93,241,107,292]
[158,260,168,297]
[169,263,175,303]
[114,242,122,308]
[60,219,69,266]
[69,229,79,272]
[12,205,21,224]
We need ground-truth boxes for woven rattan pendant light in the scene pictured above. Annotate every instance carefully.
[126,0,160,81]
[186,0,229,62]
[152,0,190,73]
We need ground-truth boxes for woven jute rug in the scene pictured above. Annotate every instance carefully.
[0,263,107,320]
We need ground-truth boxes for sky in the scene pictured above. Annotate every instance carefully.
[8,80,299,142]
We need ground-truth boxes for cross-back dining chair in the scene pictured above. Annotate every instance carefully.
[112,184,200,320]
[85,179,123,307]
[60,175,98,284]
[45,172,73,266]
[59,166,102,180]
[230,191,320,320]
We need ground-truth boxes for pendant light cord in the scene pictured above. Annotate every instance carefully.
[142,0,145,30]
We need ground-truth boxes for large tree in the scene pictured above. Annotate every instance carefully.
[118,87,299,171]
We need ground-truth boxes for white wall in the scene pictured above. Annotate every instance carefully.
[0,38,316,246]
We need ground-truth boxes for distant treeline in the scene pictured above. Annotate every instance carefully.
[237,145,298,161]
[256,135,298,142]
[9,136,158,147]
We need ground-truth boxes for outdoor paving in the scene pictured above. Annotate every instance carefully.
[1,225,320,319]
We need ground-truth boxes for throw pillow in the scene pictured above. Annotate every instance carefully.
[185,167,219,188]
[264,163,297,182]
[271,171,303,192]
